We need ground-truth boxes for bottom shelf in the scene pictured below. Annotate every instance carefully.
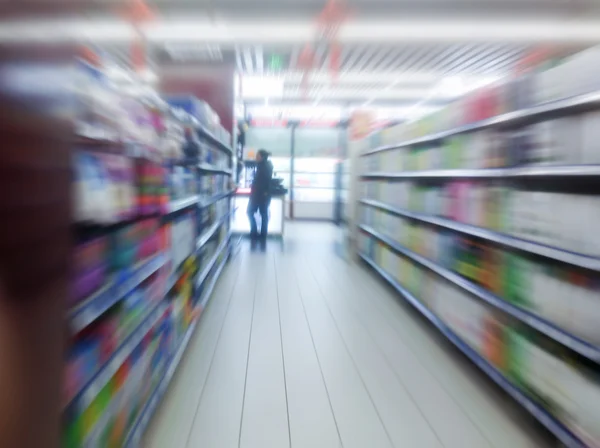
[359,253,588,448]
[123,246,230,448]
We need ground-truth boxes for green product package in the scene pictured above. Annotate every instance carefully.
[505,327,527,387]
[97,380,113,415]
[101,419,115,447]
[63,414,83,448]
[411,264,424,296]
[446,136,464,169]
[504,254,531,308]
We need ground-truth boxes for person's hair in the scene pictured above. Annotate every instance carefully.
[257,149,270,159]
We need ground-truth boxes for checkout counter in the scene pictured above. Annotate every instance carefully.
[232,160,287,237]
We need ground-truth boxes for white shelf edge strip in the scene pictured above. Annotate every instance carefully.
[69,254,167,334]
[65,297,162,408]
[123,317,199,448]
[360,199,600,272]
[358,252,587,448]
[196,236,229,289]
[362,90,600,156]
[168,196,199,213]
[69,301,169,411]
[200,190,234,208]
[361,165,600,180]
[199,248,228,309]
[198,164,233,175]
[197,125,233,155]
[196,221,221,251]
[360,225,600,363]
[124,245,229,448]
[196,211,231,252]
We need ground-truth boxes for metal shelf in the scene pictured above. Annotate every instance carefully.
[198,164,233,176]
[124,247,230,448]
[168,196,199,213]
[360,225,600,363]
[359,253,587,448]
[200,190,235,208]
[68,254,167,334]
[362,90,600,156]
[196,125,233,156]
[362,169,507,180]
[199,248,229,308]
[76,233,231,444]
[196,235,230,290]
[196,210,232,252]
[66,301,169,412]
[123,315,197,448]
[362,164,600,180]
[360,199,600,272]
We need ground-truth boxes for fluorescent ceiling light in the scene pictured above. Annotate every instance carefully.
[437,75,501,97]
[147,18,600,43]
[338,20,600,43]
[104,65,158,85]
[1,18,600,43]
[277,71,443,85]
[242,76,284,98]
[348,105,439,118]
[247,105,342,120]
[0,19,133,42]
[282,88,453,100]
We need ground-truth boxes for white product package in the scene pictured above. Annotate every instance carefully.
[580,111,600,164]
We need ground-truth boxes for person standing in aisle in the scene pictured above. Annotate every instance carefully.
[247,149,273,245]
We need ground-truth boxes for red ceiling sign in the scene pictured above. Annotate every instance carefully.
[297,0,350,97]
[514,47,553,76]
[119,0,155,72]
[316,0,350,39]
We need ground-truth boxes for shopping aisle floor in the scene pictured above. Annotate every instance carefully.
[144,222,553,448]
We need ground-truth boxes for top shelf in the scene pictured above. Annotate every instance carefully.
[361,165,600,181]
[196,126,234,156]
[363,90,600,156]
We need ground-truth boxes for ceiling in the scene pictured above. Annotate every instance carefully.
[235,42,531,106]
[36,0,600,20]
[6,0,597,108]
[145,38,586,107]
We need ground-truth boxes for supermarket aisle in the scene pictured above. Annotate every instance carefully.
[144,222,552,448]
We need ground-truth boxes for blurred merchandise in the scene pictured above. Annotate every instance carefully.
[66,50,233,448]
[362,180,600,257]
[359,43,600,447]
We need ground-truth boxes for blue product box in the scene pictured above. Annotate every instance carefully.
[165,96,212,128]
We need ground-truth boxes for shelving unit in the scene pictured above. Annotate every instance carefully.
[360,198,600,272]
[198,164,234,175]
[357,48,600,448]
[362,89,600,157]
[66,65,236,447]
[358,253,587,448]
[360,224,600,363]
[124,233,232,448]
[68,254,168,334]
[168,196,201,213]
[362,165,600,180]
[196,125,234,156]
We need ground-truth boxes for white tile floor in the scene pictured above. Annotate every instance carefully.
[144,222,554,448]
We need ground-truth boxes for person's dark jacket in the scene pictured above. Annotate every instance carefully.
[251,159,273,201]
